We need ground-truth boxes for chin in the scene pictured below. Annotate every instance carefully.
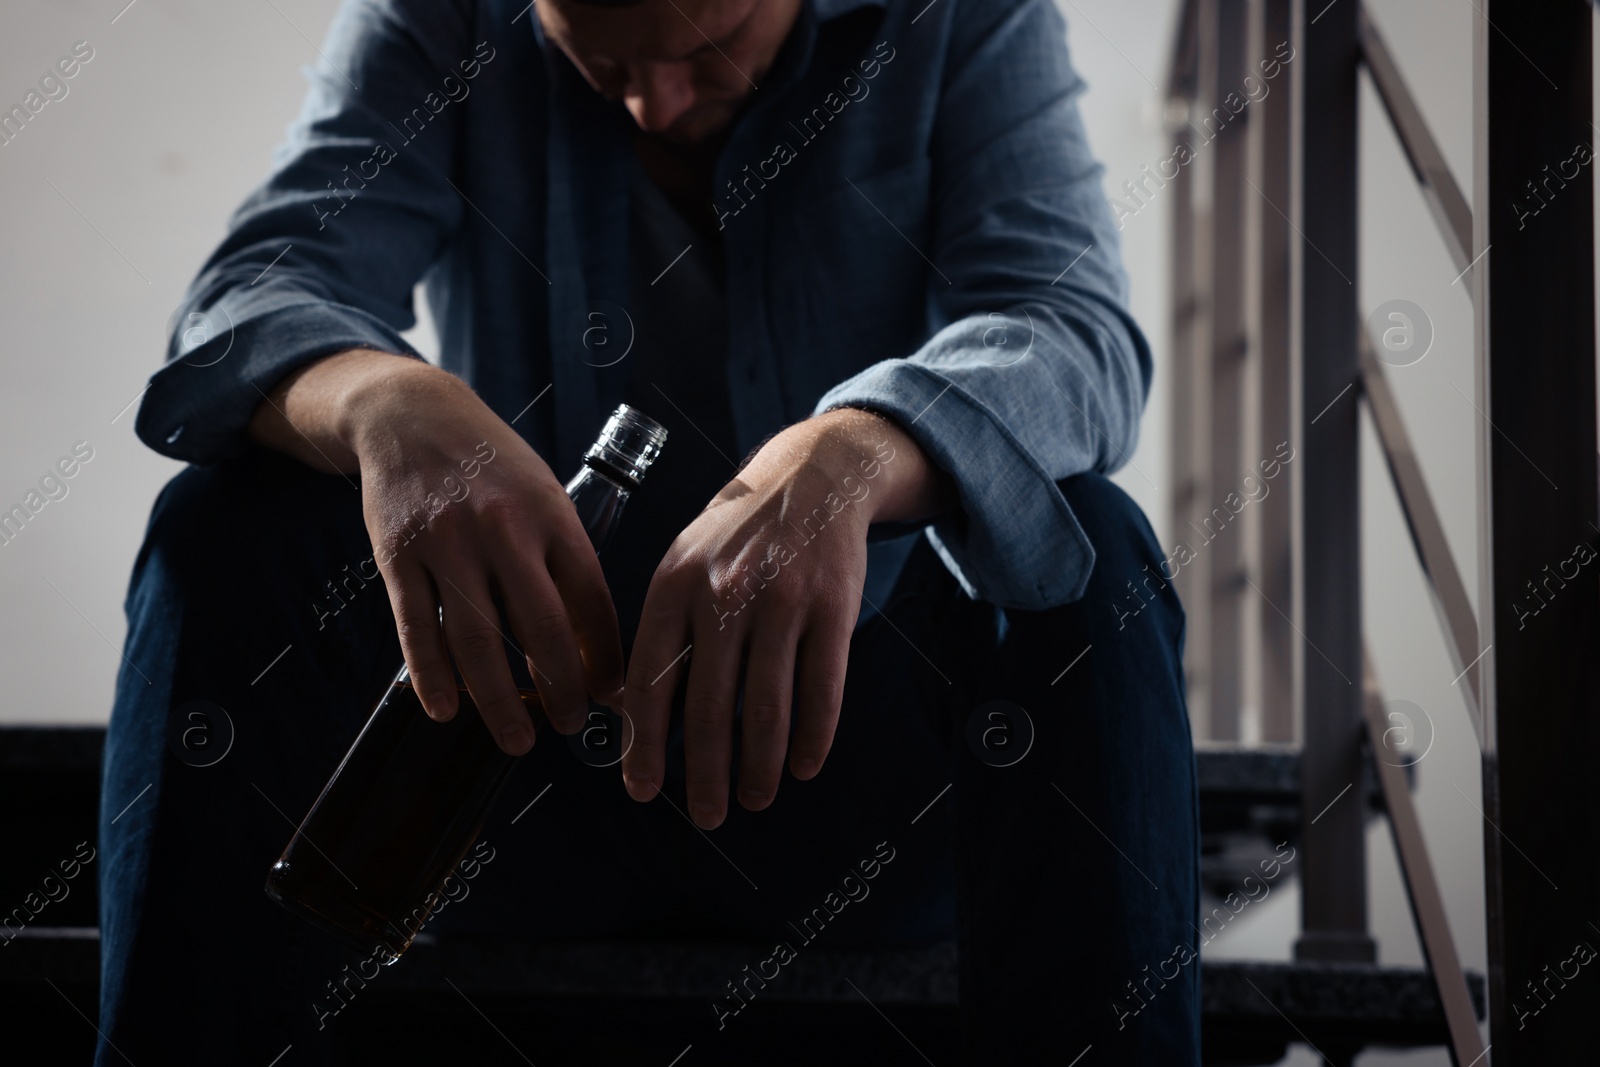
[665,106,739,145]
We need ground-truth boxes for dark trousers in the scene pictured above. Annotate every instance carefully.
[98,450,1199,1065]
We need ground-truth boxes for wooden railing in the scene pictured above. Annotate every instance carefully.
[1164,1,1599,1063]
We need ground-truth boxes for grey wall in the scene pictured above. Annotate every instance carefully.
[0,1,1507,1062]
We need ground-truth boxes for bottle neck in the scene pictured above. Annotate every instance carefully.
[565,462,633,553]
[568,404,665,553]
[580,453,643,493]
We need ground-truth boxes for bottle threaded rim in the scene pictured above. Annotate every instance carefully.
[584,404,668,486]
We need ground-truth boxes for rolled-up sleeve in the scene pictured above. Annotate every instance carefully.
[137,0,475,464]
[815,0,1151,611]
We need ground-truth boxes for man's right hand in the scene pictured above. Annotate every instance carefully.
[248,348,622,755]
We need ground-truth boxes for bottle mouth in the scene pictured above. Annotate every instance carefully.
[585,404,668,486]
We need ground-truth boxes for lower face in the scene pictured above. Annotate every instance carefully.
[540,0,805,144]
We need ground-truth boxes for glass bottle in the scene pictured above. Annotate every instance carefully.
[265,405,667,963]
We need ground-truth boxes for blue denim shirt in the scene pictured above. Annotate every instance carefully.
[137,0,1150,611]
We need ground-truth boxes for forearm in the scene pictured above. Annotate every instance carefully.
[247,348,450,474]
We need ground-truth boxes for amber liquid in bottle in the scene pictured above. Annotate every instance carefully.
[266,405,667,963]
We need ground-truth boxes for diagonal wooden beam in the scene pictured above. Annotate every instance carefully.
[1357,5,1473,281]
[1361,653,1487,1067]
[1358,331,1483,744]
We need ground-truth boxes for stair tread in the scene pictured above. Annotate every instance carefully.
[0,727,1358,796]
[5,926,1481,1016]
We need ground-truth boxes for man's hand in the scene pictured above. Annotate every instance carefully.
[620,407,955,828]
[249,349,623,755]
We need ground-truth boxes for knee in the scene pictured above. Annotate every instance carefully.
[131,451,367,608]
[1056,473,1182,639]
[1057,474,1163,587]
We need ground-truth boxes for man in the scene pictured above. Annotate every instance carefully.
[101,0,1198,1062]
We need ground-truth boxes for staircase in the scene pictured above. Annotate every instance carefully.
[0,725,1481,1066]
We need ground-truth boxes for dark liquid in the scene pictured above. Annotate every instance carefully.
[264,680,536,962]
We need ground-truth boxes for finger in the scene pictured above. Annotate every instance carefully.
[438,571,537,756]
[681,614,743,830]
[788,601,855,781]
[736,618,799,812]
[621,585,691,803]
[546,533,625,704]
[496,560,590,734]
[385,559,456,721]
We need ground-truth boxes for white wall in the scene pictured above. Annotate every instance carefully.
[0,1,1500,1063]
[1,0,350,720]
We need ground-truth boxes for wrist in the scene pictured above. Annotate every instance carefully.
[784,407,954,527]
[333,352,468,461]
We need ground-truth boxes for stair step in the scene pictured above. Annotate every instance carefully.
[4,927,1480,1065]
[0,727,1472,1066]
[0,728,1381,922]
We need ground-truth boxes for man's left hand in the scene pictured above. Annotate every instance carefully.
[620,407,954,828]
